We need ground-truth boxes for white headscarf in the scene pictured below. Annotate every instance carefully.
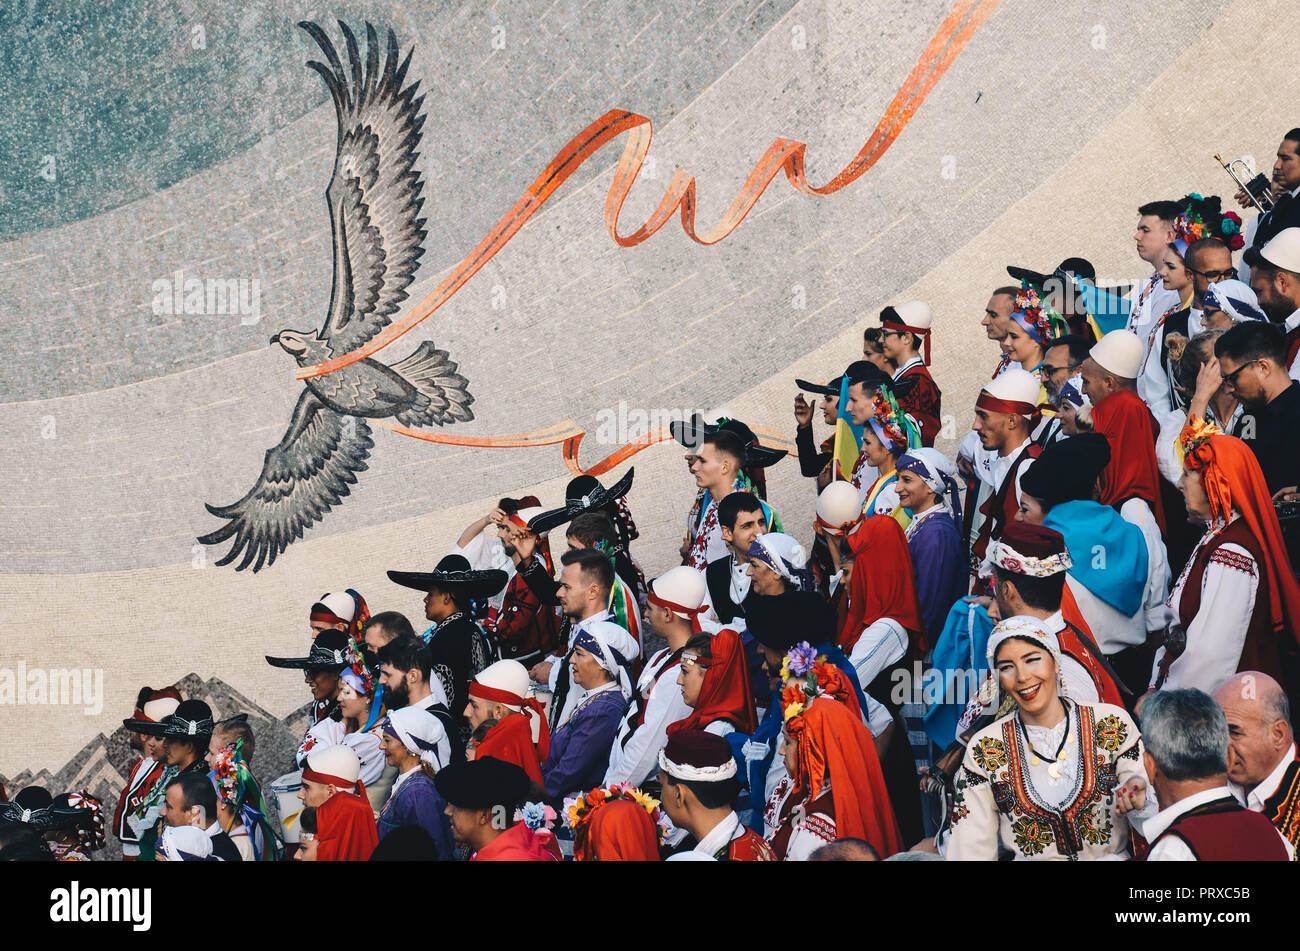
[747,532,809,590]
[897,447,962,520]
[159,824,213,862]
[571,623,633,701]
[1202,279,1267,323]
[383,705,448,771]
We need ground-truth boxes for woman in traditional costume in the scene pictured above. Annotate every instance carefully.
[764,657,902,860]
[208,739,279,861]
[568,785,667,861]
[671,628,758,739]
[947,617,1147,860]
[298,638,386,792]
[895,447,966,640]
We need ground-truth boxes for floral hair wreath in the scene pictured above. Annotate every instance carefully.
[1174,193,1244,251]
[1176,415,1221,475]
[563,783,672,843]
[869,387,916,454]
[1012,285,1065,342]
[778,642,850,722]
[343,636,376,698]
[211,738,250,807]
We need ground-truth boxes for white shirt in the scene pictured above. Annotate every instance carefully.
[1134,285,1185,421]
[1230,744,1297,814]
[604,645,692,786]
[893,356,924,380]
[1286,308,1300,382]
[847,617,907,691]
[1154,516,1260,692]
[1120,497,1171,635]
[451,530,515,613]
[1143,786,1292,860]
[693,810,744,856]
[698,556,751,635]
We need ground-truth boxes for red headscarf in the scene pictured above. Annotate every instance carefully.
[575,798,661,861]
[315,790,378,861]
[786,697,902,857]
[476,712,547,787]
[667,629,758,736]
[1183,431,1300,643]
[1091,389,1166,531]
[840,514,927,654]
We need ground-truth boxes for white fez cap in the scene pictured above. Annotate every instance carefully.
[470,659,530,708]
[980,367,1040,411]
[509,506,545,530]
[319,591,356,622]
[891,299,932,330]
[649,566,707,618]
[1255,227,1300,273]
[142,697,180,722]
[1089,330,1143,379]
[816,481,863,534]
[306,744,360,785]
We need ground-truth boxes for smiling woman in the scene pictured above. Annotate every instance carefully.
[945,616,1149,861]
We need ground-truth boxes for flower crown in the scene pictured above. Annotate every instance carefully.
[1012,285,1064,342]
[1174,193,1244,251]
[1176,414,1221,474]
[869,387,912,453]
[211,739,249,807]
[344,636,376,697]
[564,783,672,843]
[777,641,846,721]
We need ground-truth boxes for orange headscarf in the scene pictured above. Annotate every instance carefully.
[786,697,902,857]
[1182,430,1300,642]
[574,798,661,861]
[667,628,758,737]
[1092,389,1167,531]
[840,514,927,654]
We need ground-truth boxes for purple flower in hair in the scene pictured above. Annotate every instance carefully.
[787,642,818,677]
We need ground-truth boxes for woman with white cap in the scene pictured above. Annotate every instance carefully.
[541,625,631,803]
[376,705,454,859]
[946,617,1149,860]
[745,532,811,596]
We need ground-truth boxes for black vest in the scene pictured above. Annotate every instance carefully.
[705,556,755,625]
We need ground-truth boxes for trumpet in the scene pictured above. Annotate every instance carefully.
[1215,153,1275,214]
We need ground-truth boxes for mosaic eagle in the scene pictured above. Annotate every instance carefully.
[199,21,473,572]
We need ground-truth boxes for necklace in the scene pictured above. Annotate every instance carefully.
[1023,700,1074,780]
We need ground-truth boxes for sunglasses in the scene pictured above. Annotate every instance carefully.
[1220,360,1258,386]
[1188,267,1237,282]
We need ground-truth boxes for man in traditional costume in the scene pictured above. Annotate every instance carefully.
[1139,688,1289,861]
[605,566,703,787]
[160,770,243,861]
[464,659,550,788]
[698,491,768,634]
[962,368,1043,580]
[1245,228,1300,379]
[658,729,775,860]
[376,634,459,764]
[880,300,942,446]
[296,745,378,861]
[489,501,560,668]
[435,757,557,861]
[793,372,844,490]
[114,690,180,859]
[377,706,454,859]
[123,698,216,860]
[387,554,506,727]
[1215,671,1300,854]
[266,628,350,736]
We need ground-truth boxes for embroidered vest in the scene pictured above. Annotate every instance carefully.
[1175,519,1280,682]
[1263,756,1300,857]
[970,444,1042,570]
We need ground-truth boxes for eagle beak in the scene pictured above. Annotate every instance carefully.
[270,333,281,345]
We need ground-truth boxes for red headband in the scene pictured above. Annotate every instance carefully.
[882,320,932,365]
[507,512,534,533]
[975,391,1036,417]
[815,511,862,536]
[468,681,526,707]
[647,589,703,633]
[302,767,358,791]
[309,610,346,624]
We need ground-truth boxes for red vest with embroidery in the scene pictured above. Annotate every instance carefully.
[1147,796,1288,861]
[897,363,942,448]
[1263,756,1300,857]
[1176,520,1280,681]
[970,444,1042,569]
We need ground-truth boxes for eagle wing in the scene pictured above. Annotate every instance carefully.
[301,20,429,355]
[198,391,373,572]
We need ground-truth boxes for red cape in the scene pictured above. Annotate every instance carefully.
[476,712,546,787]
[316,790,378,861]
[1092,389,1166,532]
[473,821,559,861]
[840,515,927,655]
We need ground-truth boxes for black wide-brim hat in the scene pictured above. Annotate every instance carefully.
[1006,256,1096,290]
[794,375,846,397]
[125,699,215,739]
[265,628,351,671]
[669,413,788,468]
[433,756,530,810]
[527,468,635,535]
[387,554,508,600]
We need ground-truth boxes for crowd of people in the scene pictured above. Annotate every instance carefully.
[7,130,1300,863]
